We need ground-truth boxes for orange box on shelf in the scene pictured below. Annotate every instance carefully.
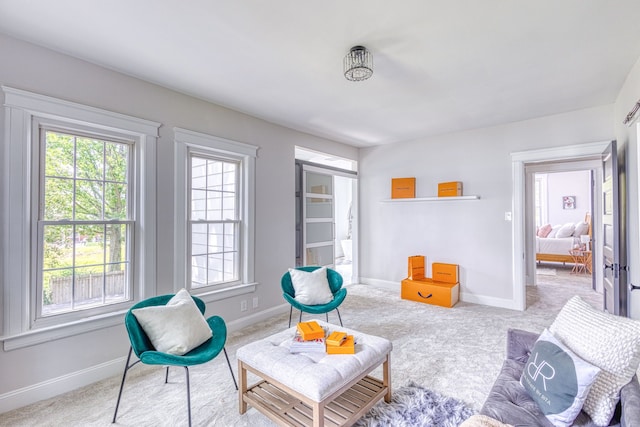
[391,177,416,199]
[297,321,325,341]
[408,255,425,280]
[432,263,459,284]
[326,335,355,354]
[437,181,463,197]
[401,278,459,308]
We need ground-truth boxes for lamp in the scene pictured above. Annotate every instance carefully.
[580,234,591,251]
[344,46,373,81]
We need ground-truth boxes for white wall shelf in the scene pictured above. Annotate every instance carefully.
[381,195,480,202]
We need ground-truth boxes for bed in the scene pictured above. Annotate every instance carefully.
[535,213,591,264]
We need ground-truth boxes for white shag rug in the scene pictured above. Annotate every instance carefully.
[355,382,475,427]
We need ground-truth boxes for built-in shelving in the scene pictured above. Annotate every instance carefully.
[381,195,480,202]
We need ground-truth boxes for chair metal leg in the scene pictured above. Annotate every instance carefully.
[326,312,329,322]
[223,347,238,390]
[288,306,293,328]
[184,366,192,427]
[299,310,302,323]
[112,346,141,423]
[165,366,170,383]
[336,308,343,326]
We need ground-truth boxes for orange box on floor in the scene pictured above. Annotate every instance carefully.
[432,263,459,284]
[408,255,425,280]
[437,181,462,197]
[401,278,459,308]
[391,177,416,199]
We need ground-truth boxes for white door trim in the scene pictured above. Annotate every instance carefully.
[511,141,611,310]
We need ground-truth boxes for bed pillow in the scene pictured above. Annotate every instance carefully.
[555,223,576,238]
[573,221,589,236]
[521,329,600,427]
[547,225,562,238]
[289,267,334,305]
[131,288,212,356]
[537,224,552,238]
[549,296,640,426]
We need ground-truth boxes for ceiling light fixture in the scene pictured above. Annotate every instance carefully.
[344,46,373,82]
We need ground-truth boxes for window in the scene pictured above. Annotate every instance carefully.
[190,154,239,288]
[38,129,133,317]
[174,128,257,301]
[1,87,159,349]
[534,174,548,227]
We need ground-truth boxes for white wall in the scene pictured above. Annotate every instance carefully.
[0,34,357,411]
[359,105,614,307]
[614,55,640,319]
[544,170,592,226]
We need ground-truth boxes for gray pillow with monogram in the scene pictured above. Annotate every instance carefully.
[521,329,600,427]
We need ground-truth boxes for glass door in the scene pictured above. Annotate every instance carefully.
[303,167,334,267]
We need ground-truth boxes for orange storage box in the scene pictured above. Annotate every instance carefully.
[326,335,355,354]
[432,263,459,284]
[297,321,325,340]
[392,177,416,199]
[438,181,462,197]
[408,255,425,280]
[401,278,459,308]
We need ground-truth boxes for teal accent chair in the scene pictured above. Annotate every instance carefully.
[112,294,237,427]
[281,266,346,327]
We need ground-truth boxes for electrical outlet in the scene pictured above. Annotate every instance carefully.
[240,300,248,312]
[252,297,259,309]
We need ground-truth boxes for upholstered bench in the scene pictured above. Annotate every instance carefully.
[236,320,392,426]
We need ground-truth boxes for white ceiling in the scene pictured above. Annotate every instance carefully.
[1,1,640,147]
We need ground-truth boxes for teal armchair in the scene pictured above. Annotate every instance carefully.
[281,266,346,327]
[112,294,237,427]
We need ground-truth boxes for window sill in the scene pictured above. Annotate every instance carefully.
[194,282,258,304]
[1,310,127,351]
[0,283,259,351]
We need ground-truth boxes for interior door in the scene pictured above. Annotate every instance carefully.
[602,140,621,314]
[302,166,335,267]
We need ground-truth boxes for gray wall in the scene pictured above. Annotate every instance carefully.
[358,105,614,306]
[614,55,640,319]
[0,34,357,411]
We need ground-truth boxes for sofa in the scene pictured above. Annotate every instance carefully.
[480,328,640,427]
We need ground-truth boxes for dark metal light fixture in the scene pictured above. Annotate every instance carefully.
[344,46,373,81]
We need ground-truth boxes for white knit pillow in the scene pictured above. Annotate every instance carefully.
[132,289,212,355]
[549,296,640,426]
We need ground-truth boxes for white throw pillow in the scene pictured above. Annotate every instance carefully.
[549,296,640,426]
[548,225,562,238]
[556,223,576,238]
[289,267,334,305]
[573,221,589,236]
[521,329,600,427]
[132,288,212,356]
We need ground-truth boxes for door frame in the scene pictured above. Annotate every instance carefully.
[512,141,611,310]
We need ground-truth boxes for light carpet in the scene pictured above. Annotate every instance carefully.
[0,279,601,426]
[536,268,556,276]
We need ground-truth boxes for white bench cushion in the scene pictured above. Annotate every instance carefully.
[236,320,392,402]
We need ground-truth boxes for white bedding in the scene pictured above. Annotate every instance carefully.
[536,236,579,255]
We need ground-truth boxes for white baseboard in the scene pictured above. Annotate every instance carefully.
[359,277,518,310]
[0,356,125,414]
[459,292,518,310]
[226,303,290,333]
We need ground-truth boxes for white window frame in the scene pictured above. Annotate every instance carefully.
[174,128,257,303]
[1,87,160,350]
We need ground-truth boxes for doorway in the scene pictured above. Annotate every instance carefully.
[295,147,358,285]
[512,141,614,311]
[527,166,601,309]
